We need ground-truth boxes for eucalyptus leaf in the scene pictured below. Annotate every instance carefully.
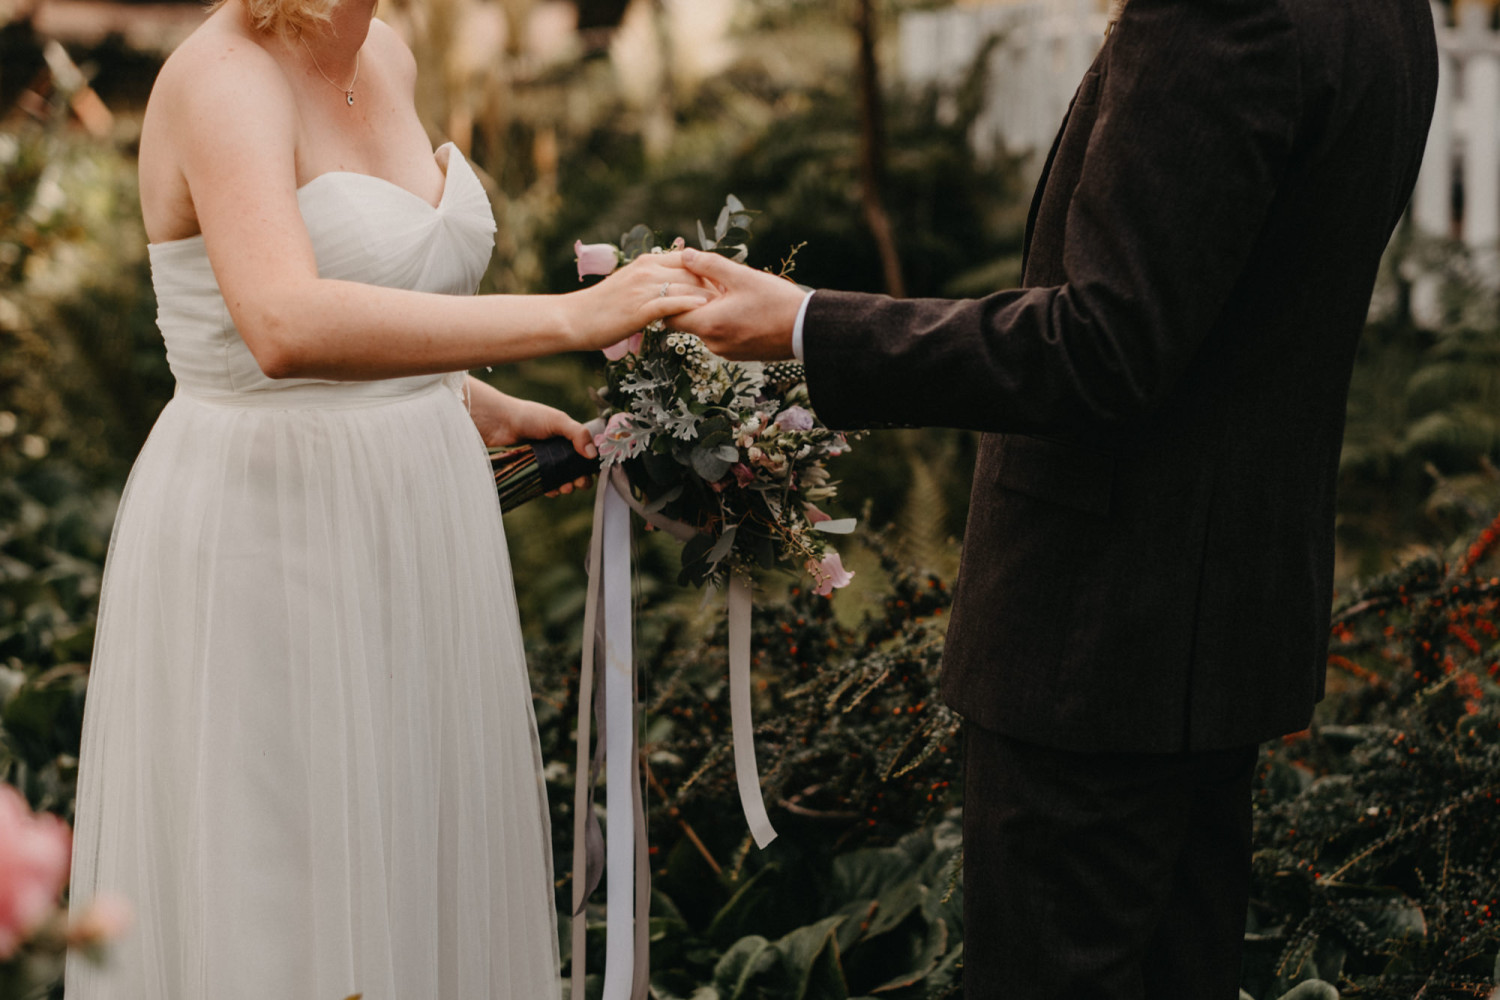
[692,447,732,482]
[621,224,655,260]
[642,451,680,485]
[707,525,739,567]
[644,484,684,514]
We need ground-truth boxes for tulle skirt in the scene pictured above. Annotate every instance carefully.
[65,380,560,999]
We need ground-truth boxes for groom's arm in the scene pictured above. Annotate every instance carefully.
[801,0,1302,434]
[677,1,1304,434]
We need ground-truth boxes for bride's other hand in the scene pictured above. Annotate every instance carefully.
[467,378,597,495]
[569,252,715,351]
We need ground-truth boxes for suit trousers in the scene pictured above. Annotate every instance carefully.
[961,724,1258,1000]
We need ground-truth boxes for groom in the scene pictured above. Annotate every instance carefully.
[669,1,1439,996]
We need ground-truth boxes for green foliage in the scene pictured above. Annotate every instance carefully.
[1,129,142,826]
[533,533,963,1000]
[0,453,111,824]
[1342,232,1500,573]
[1246,512,1500,999]
[0,128,171,482]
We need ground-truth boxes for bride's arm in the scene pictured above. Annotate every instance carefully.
[154,34,704,381]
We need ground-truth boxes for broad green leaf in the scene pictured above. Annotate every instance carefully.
[868,916,947,994]
[713,936,774,1000]
[774,916,849,1000]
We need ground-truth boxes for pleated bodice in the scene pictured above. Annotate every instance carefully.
[145,141,496,405]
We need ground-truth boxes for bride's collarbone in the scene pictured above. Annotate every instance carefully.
[290,111,445,203]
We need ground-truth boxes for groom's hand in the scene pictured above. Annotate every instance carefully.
[670,249,804,361]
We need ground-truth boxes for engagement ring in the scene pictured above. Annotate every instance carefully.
[659,282,670,298]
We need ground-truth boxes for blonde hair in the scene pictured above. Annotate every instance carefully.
[206,0,339,39]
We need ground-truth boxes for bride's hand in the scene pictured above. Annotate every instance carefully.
[466,378,597,495]
[571,252,716,350]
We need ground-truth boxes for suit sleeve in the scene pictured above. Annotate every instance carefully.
[802,0,1302,434]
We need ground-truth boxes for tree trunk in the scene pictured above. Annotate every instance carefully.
[855,0,906,298]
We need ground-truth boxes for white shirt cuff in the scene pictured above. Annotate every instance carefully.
[791,290,815,362]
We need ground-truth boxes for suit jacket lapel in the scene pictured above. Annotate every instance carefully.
[1020,106,1071,283]
[1020,31,1117,282]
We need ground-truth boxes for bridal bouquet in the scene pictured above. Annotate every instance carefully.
[576,198,857,593]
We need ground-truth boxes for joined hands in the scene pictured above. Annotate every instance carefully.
[667,248,804,361]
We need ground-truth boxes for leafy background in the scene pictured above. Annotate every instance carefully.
[3,1,1500,997]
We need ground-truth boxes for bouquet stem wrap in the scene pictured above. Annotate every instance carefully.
[571,469,778,1000]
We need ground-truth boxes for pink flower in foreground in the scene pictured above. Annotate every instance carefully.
[732,463,755,488]
[66,893,133,953]
[0,784,71,960]
[602,331,644,361]
[808,550,854,597]
[575,241,620,280]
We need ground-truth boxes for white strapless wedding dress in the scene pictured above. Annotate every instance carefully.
[65,143,560,999]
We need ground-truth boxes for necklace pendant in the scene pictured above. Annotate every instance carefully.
[346,91,355,106]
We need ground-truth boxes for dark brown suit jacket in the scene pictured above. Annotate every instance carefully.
[803,0,1439,752]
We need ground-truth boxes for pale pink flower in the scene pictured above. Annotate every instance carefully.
[594,411,646,465]
[808,550,854,597]
[0,785,71,960]
[670,236,686,250]
[804,503,831,525]
[602,331,644,361]
[575,241,620,280]
[66,893,133,952]
[595,411,634,449]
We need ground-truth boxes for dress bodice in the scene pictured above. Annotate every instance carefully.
[146,142,496,406]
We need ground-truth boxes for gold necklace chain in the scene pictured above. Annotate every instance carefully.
[299,35,359,107]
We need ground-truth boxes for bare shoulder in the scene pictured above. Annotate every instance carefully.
[366,18,418,93]
[139,12,299,242]
[150,18,295,131]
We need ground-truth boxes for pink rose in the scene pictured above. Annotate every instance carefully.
[575,240,620,280]
[732,463,755,487]
[0,785,72,960]
[808,550,854,597]
[774,405,815,432]
[595,411,634,447]
[602,331,644,361]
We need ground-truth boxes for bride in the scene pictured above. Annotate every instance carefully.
[62,0,708,995]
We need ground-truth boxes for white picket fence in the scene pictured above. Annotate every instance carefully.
[1416,2,1498,252]
[900,1,1492,288]
[899,0,1109,168]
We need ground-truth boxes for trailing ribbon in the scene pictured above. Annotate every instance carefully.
[728,574,777,850]
[570,470,779,1000]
